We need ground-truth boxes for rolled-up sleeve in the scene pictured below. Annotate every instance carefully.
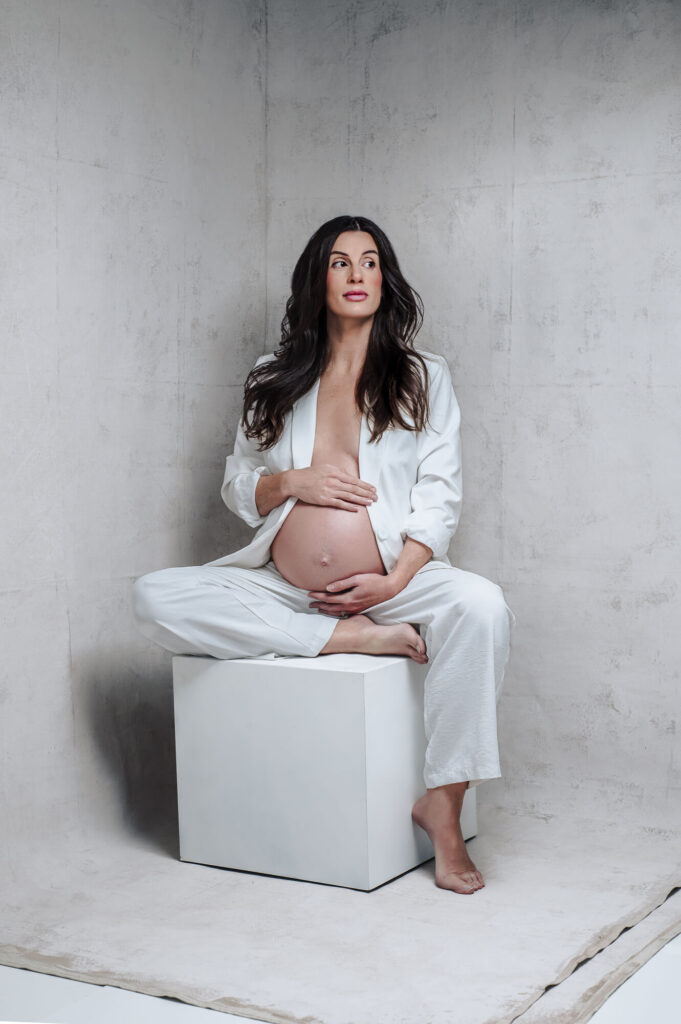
[221,354,274,529]
[399,355,462,560]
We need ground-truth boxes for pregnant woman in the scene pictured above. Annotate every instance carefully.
[133,214,515,895]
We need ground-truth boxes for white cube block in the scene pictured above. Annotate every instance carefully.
[172,652,477,891]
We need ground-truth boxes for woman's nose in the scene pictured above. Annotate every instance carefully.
[348,264,363,282]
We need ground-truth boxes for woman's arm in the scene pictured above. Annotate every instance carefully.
[225,357,382,523]
[388,536,433,592]
[256,465,378,517]
[221,416,274,528]
[254,470,294,517]
[399,354,463,561]
[220,353,278,529]
[308,535,432,615]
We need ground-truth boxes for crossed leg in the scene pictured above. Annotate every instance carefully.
[132,560,513,893]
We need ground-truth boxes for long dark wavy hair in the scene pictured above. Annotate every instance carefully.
[241,214,431,449]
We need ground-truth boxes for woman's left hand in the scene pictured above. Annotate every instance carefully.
[308,572,401,616]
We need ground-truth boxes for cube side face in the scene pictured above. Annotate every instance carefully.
[172,656,370,888]
[460,787,477,840]
[364,659,435,888]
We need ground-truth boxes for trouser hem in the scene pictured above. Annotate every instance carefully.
[424,766,502,789]
[305,615,339,656]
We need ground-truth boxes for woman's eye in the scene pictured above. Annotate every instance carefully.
[330,258,376,269]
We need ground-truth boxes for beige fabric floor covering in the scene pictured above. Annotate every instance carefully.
[1,802,679,1024]
[514,887,681,1024]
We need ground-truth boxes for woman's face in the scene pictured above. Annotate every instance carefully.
[325,230,383,321]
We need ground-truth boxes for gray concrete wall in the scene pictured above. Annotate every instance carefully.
[266,0,681,824]
[3,0,679,862]
[0,0,266,852]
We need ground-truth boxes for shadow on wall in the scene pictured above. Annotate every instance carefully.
[75,455,252,860]
[83,655,179,859]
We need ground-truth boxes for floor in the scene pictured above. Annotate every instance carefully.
[1,933,680,1024]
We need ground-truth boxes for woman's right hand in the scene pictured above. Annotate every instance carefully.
[287,465,377,512]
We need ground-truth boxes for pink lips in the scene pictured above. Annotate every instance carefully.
[344,291,368,300]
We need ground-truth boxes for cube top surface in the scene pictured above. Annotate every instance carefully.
[172,652,412,674]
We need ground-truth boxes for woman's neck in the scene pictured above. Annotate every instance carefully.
[324,313,373,377]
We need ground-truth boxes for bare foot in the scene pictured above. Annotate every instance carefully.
[412,785,484,894]
[320,614,427,663]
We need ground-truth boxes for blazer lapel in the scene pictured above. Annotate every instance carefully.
[290,377,321,470]
[357,409,383,488]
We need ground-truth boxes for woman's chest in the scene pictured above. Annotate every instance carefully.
[310,383,362,472]
[261,384,419,485]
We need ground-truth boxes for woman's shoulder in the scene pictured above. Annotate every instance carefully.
[411,347,451,382]
[253,350,277,367]
[411,346,446,363]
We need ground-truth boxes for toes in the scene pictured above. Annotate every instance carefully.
[459,870,484,892]
[437,870,481,894]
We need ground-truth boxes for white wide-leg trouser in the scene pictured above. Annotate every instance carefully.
[132,560,515,789]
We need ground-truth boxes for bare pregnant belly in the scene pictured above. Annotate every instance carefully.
[270,501,387,591]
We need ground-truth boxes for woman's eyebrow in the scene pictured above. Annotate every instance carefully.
[330,249,379,257]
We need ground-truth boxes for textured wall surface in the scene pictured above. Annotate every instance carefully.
[0,0,266,854]
[2,0,679,866]
[266,0,681,825]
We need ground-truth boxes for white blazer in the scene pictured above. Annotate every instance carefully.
[205,348,462,574]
